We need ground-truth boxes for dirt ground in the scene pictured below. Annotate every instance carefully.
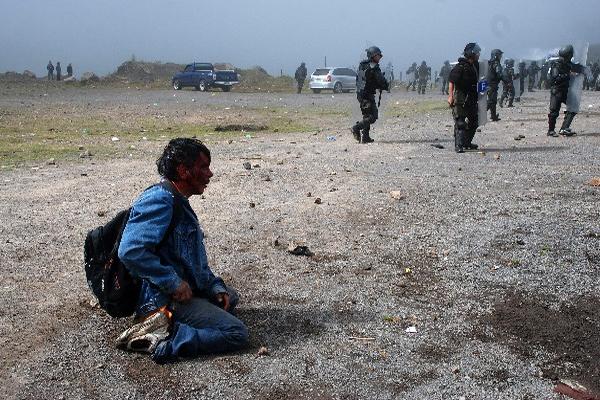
[1,82,599,400]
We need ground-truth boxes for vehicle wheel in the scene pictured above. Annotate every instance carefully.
[173,80,181,90]
[222,86,231,92]
[312,89,321,94]
[196,80,207,92]
[333,82,343,94]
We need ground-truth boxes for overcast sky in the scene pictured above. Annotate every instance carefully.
[1,0,599,77]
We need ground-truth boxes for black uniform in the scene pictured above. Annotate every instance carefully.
[527,62,540,91]
[417,62,430,94]
[406,63,417,91]
[449,57,479,151]
[56,62,62,81]
[487,58,502,121]
[547,57,584,135]
[440,62,451,95]
[593,63,600,91]
[351,60,389,143]
[47,62,54,80]
[66,63,73,77]
[294,63,307,94]
[538,61,549,89]
[500,62,516,107]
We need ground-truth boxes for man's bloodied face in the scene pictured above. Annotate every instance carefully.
[186,152,213,195]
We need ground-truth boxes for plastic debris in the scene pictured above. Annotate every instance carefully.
[405,326,418,334]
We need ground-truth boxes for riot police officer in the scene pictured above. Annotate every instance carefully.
[527,61,540,92]
[294,62,307,94]
[350,46,390,144]
[406,62,417,91]
[487,49,503,121]
[500,59,517,108]
[417,61,430,94]
[547,45,585,137]
[440,60,451,95]
[448,43,481,153]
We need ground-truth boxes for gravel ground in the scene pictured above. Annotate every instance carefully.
[1,85,599,400]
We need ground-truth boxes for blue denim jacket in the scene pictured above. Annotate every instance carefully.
[118,183,226,315]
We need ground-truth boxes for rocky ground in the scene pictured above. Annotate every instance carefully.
[1,83,599,400]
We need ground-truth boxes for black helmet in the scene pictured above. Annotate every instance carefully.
[491,49,503,61]
[559,44,574,60]
[421,61,426,66]
[444,60,450,65]
[366,46,382,60]
[301,62,305,66]
[412,62,417,66]
[531,60,538,66]
[505,58,515,67]
[464,42,481,58]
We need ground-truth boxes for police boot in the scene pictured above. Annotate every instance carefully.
[464,131,478,150]
[454,129,465,153]
[507,98,514,107]
[559,112,576,136]
[499,95,505,108]
[547,114,558,137]
[360,130,374,144]
[490,104,501,121]
[350,123,361,142]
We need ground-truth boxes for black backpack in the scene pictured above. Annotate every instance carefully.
[84,182,182,318]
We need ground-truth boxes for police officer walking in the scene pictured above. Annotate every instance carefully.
[527,61,540,92]
[294,62,307,94]
[487,49,503,121]
[406,62,417,91]
[500,59,517,108]
[448,43,481,153]
[439,61,451,95]
[350,46,389,144]
[547,45,585,137]
[417,61,430,94]
[66,63,73,77]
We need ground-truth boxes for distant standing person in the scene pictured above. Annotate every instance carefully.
[406,62,417,91]
[516,61,527,101]
[546,45,585,137]
[47,61,54,80]
[67,63,73,77]
[294,62,307,94]
[527,61,540,92]
[350,46,389,144]
[417,61,430,94]
[486,49,503,121]
[56,62,62,81]
[439,60,451,95]
[448,43,481,153]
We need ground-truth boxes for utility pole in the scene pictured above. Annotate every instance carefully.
[324,56,327,67]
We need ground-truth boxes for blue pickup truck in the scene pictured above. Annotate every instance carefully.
[172,63,239,92]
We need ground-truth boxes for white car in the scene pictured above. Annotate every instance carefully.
[309,67,357,94]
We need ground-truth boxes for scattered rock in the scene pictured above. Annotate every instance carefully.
[588,177,600,187]
[288,242,314,257]
[494,154,501,160]
[314,198,322,205]
[306,192,312,197]
[390,191,405,200]
[431,144,444,149]
[46,158,56,165]
[257,346,269,357]
[242,162,251,170]
[514,136,521,141]
[451,365,460,374]
[249,202,255,208]
[97,210,107,217]
[79,150,92,158]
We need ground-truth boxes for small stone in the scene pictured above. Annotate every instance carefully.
[97,210,107,217]
[514,136,521,141]
[451,365,460,374]
[243,162,251,170]
[263,175,271,182]
[80,150,92,158]
[276,160,284,165]
[390,191,405,200]
[227,139,233,144]
[494,154,500,160]
[314,198,322,204]
[249,202,255,208]
[257,346,269,356]
[306,192,312,197]
[47,158,56,165]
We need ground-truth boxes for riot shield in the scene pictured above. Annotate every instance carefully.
[477,60,489,126]
[513,74,520,99]
[566,42,589,113]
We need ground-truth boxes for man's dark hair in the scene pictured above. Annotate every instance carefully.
[156,138,211,181]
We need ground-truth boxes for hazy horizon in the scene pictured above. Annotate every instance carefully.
[1,0,599,78]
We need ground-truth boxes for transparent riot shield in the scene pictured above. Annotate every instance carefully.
[566,42,589,113]
[478,60,489,126]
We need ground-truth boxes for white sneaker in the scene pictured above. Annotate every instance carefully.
[116,309,170,352]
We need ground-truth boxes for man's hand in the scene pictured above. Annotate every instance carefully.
[215,292,230,311]
[172,280,193,303]
[447,95,454,107]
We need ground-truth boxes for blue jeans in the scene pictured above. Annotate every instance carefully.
[152,287,249,363]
